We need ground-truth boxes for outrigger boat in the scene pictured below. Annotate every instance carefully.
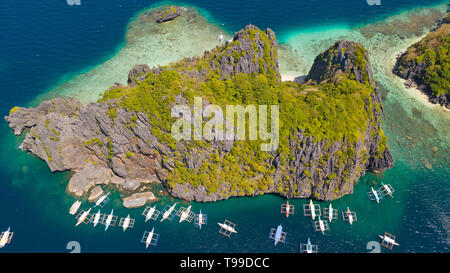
[69,200,81,215]
[310,200,316,220]
[300,238,318,253]
[119,214,134,232]
[92,210,101,227]
[281,201,294,218]
[372,187,381,203]
[218,220,237,237]
[160,203,177,222]
[347,208,354,225]
[379,232,399,250]
[303,199,320,220]
[328,204,333,221]
[75,208,92,226]
[380,183,394,198]
[0,227,13,248]
[104,209,114,231]
[197,209,205,229]
[145,228,155,248]
[144,206,159,222]
[195,209,208,229]
[141,228,160,248]
[368,187,382,203]
[95,193,110,207]
[323,203,337,222]
[269,224,287,246]
[179,205,192,223]
[342,207,357,225]
[314,216,329,234]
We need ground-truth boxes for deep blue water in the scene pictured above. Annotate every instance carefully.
[0,0,448,253]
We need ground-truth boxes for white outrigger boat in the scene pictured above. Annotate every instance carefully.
[303,199,321,220]
[104,209,115,231]
[69,200,81,215]
[0,227,13,248]
[323,203,338,222]
[380,183,395,198]
[92,210,101,227]
[160,203,177,222]
[218,220,237,237]
[143,205,159,222]
[178,205,193,223]
[342,207,357,225]
[379,232,399,250]
[196,209,206,229]
[119,214,135,232]
[145,228,155,248]
[372,187,381,203]
[328,204,333,221]
[121,214,131,232]
[195,209,207,229]
[141,228,160,248]
[314,216,329,234]
[310,200,316,220]
[75,208,92,226]
[95,193,110,207]
[368,187,382,203]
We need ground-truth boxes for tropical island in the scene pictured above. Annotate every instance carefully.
[394,12,449,109]
[5,25,394,208]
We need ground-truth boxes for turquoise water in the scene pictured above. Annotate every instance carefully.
[0,0,448,253]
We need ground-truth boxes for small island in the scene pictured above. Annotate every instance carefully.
[156,6,182,24]
[5,25,393,207]
[394,12,449,109]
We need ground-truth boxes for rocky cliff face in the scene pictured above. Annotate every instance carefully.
[393,13,450,109]
[5,25,393,206]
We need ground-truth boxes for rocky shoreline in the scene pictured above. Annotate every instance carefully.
[393,13,450,109]
[5,25,394,207]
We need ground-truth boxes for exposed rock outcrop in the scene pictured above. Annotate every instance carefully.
[123,192,157,208]
[88,186,104,203]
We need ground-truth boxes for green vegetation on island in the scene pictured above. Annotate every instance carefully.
[394,13,449,108]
